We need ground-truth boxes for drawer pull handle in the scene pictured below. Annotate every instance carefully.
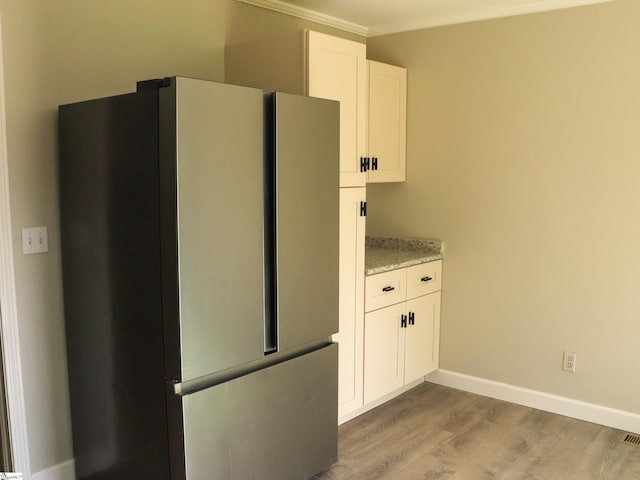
[382,286,395,293]
[421,276,433,283]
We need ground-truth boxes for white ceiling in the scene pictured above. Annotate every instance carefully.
[239,0,613,36]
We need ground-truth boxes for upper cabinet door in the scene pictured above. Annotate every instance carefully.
[307,31,367,187]
[367,60,407,183]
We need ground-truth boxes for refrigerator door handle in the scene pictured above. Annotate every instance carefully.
[172,381,183,396]
[172,339,333,397]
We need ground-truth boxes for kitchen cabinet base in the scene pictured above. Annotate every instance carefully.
[338,377,424,425]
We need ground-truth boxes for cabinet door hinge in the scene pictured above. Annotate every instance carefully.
[359,201,367,217]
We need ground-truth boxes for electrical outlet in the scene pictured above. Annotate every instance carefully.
[22,226,48,254]
[563,351,576,373]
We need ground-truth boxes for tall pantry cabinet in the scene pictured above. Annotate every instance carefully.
[338,188,366,417]
[226,30,405,422]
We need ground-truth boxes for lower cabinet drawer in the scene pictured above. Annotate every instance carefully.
[365,268,406,312]
[406,260,442,299]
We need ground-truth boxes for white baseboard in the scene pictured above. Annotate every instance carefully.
[426,369,640,435]
[30,459,75,480]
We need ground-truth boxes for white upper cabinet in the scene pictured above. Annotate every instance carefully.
[225,32,408,185]
[307,31,367,187]
[366,60,407,183]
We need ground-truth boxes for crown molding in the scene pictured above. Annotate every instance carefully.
[237,0,368,37]
[238,0,613,38]
[368,0,614,37]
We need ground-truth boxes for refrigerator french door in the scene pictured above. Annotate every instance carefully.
[59,77,339,480]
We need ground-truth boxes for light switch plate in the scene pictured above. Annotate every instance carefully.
[22,226,48,254]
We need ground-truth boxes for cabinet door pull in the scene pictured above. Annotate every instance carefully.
[360,156,368,172]
[421,276,433,283]
[371,157,378,170]
[409,312,415,325]
[382,286,395,293]
[401,314,407,328]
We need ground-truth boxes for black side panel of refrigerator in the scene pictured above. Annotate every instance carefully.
[59,91,170,480]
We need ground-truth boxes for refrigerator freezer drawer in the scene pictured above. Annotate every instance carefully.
[182,343,338,480]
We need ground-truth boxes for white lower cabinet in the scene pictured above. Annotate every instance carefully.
[404,292,441,383]
[363,261,442,405]
[363,302,406,403]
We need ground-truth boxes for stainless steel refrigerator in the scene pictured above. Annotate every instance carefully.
[59,77,339,480]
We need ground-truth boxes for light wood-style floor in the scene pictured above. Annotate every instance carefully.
[314,383,640,480]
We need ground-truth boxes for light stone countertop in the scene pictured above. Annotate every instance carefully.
[365,236,445,276]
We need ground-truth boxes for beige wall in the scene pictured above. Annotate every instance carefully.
[5,0,639,474]
[0,0,360,474]
[367,0,640,414]
[0,0,228,472]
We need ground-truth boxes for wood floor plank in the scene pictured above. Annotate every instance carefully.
[313,382,640,480]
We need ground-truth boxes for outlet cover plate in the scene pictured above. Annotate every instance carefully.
[563,351,576,373]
